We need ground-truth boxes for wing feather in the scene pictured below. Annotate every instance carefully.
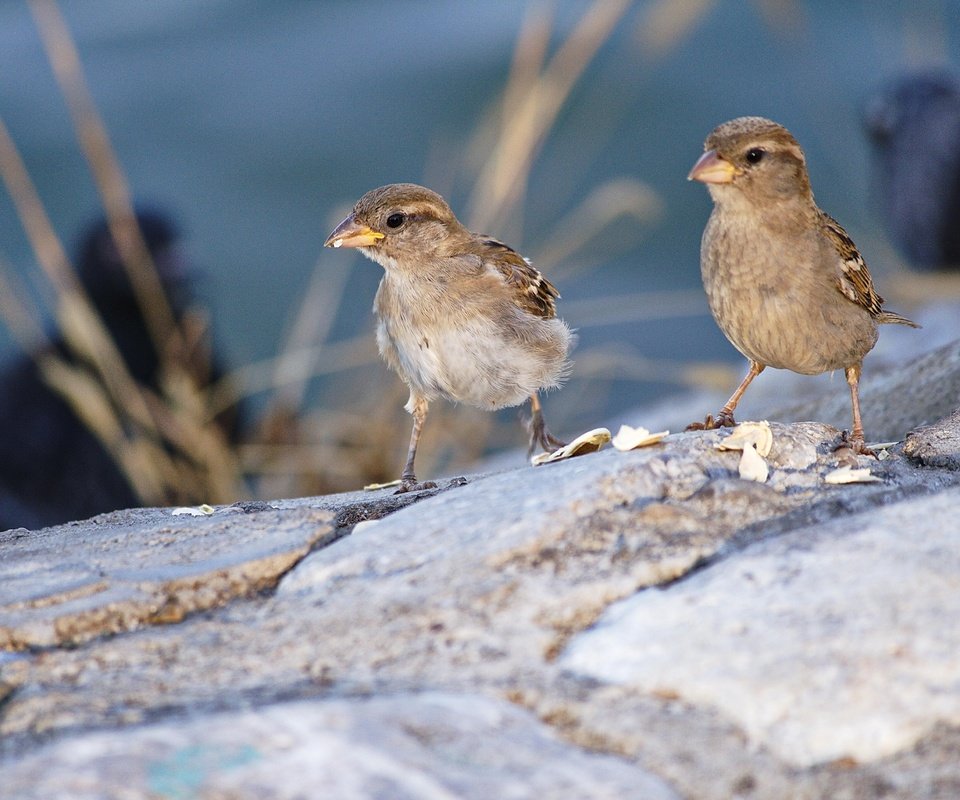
[820,212,919,327]
[820,212,885,316]
[474,236,559,319]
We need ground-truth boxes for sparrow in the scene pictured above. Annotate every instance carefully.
[686,116,919,454]
[324,183,573,492]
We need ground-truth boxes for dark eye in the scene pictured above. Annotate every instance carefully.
[745,148,765,164]
[386,212,406,229]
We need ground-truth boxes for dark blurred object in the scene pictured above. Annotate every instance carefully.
[865,70,960,271]
[0,207,234,531]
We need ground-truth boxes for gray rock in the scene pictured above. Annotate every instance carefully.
[904,408,960,469]
[1,693,679,800]
[561,487,960,767]
[772,338,960,442]
[0,505,336,649]
[2,410,960,798]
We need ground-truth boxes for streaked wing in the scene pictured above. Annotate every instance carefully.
[820,211,884,316]
[476,236,559,319]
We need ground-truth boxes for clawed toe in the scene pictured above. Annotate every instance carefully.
[686,412,737,432]
[834,430,877,460]
[526,412,566,455]
[531,428,566,455]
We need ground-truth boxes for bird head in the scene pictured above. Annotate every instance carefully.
[324,183,468,270]
[688,116,812,207]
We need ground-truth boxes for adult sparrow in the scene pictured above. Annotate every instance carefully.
[687,116,918,453]
[325,183,573,492]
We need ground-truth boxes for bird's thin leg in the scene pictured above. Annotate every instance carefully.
[837,363,875,457]
[719,360,765,425]
[687,360,765,430]
[396,393,438,493]
[526,393,566,455]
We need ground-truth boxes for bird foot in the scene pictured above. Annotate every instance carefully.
[525,410,566,455]
[834,430,877,462]
[394,478,439,495]
[685,411,737,431]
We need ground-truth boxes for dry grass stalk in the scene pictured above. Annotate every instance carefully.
[0,113,158,437]
[262,250,361,417]
[28,0,178,353]
[532,179,663,277]
[0,3,245,507]
[466,0,634,236]
[0,253,49,354]
[206,334,378,421]
[36,354,169,501]
[635,0,718,59]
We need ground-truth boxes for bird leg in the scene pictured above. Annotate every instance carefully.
[836,363,876,457]
[687,360,765,430]
[526,393,566,455]
[395,393,438,494]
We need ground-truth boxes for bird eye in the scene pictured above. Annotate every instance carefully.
[386,212,406,229]
[745,148,765,164]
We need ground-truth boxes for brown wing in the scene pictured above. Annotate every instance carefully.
[819,211,885,317]
[476,236,559,319]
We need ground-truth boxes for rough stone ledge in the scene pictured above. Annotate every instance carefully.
[904,408,960,470]
[0,506,336,650]
[0,692,681,800]
[2,411,960,799]
[561,487,960,768]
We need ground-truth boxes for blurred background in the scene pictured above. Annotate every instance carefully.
[0,0,958,523]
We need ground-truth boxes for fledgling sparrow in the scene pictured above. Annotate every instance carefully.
[325,183,573,492]
[687,116,919,454]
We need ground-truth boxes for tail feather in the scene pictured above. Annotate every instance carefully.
[877,310,921,328]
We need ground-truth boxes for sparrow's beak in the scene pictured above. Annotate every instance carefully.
[324,214,386,249]
[688,150,740,184]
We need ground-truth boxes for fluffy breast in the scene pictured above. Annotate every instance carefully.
[374,276,572,409]
[701,209,878,374]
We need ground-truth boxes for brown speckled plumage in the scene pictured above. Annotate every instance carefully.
[688,117,918,452]
[325,183,572,491]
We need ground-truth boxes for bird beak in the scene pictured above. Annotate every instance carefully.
[688,150,740,184]
[324,214,385,249]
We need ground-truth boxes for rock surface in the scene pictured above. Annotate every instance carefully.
[0,505,337,650]
[2,352,960,798]
[640,331,960,444]
[2,693,680,800]
[904,407,960,469]
[563,487,960,767]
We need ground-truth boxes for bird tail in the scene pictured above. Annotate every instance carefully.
[877,310,920,328]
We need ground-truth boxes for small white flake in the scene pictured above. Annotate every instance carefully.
[824,466,881,485]
[714,421,772,482]
[716,420,773,457]
[612,424,669,451]
[363,479,403,491]
[738,443,769,483]
[171,504,216,516]
[532,428,611,465]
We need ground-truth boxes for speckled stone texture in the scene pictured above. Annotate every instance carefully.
[2,395,960,798]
